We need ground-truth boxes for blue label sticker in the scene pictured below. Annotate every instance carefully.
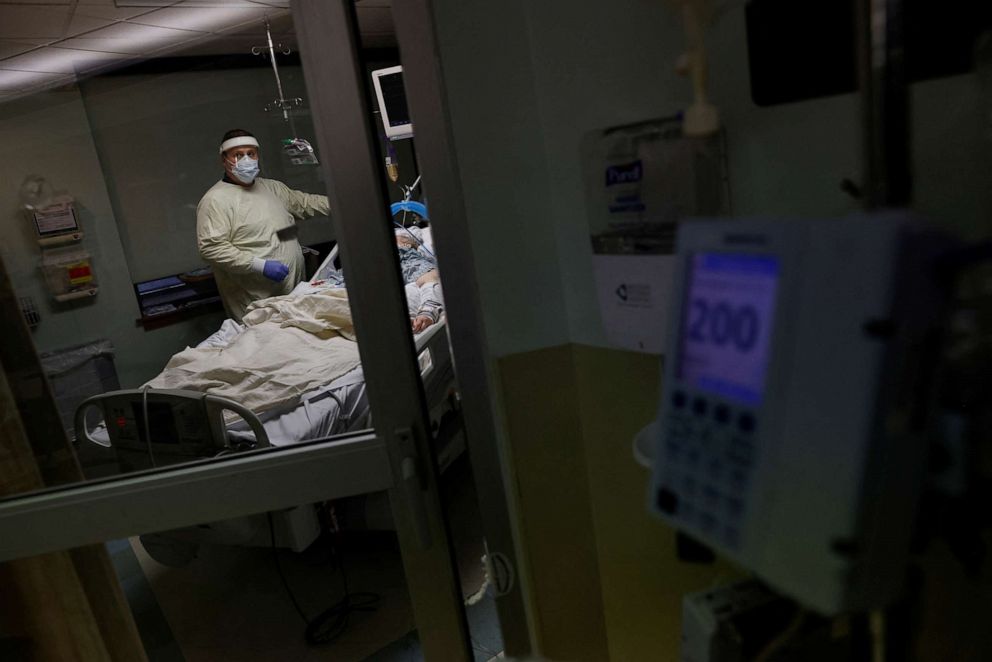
[605,160,642,187]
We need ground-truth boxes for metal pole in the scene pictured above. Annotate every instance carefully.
[857,0,911,208]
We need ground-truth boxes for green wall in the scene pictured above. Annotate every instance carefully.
[0,88,224,389]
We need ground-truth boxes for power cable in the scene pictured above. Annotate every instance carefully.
[267,513,381,647]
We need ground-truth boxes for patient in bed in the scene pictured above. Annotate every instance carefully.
[395,229,442,333]
[313,228,443,332]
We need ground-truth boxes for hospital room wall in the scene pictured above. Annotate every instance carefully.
[519,1,991,350]
[435,0,990,358]
[0,88,224,389]
[77,59,413,284]
[0,58,410,390]
[431,1,991,660]
[78,64,336,283]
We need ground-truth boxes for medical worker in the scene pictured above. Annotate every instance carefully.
[196,129,330,321]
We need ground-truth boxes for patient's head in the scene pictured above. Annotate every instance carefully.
[396,232,419,249]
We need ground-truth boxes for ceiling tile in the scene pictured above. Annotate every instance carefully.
[109,1,288,7]
[0,39,48,60]
[0,47,128,75]
[130,6,273,33]
[74,4,162,22]
[0,68,68,92]
[217,10,293,36]
[182,35,297,57]
[85,20,204,39]
[65,12,121,38]
[179,1,290,7]
[0,5,74,40]
[60,22,203,54]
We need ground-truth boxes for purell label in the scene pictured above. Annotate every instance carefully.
[605,160,642,186]
[606,159,645,214]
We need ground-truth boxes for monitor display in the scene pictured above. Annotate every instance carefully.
[678,253,780,406]
[378,72,410,127]
[372,66,413,140]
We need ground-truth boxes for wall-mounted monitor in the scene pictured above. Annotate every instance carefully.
[371,65,413,141]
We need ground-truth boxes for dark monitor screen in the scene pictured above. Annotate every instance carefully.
[379,72,410,127]
[678,253,780,406]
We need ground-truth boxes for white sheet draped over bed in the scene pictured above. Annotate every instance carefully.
[145,289,362,419]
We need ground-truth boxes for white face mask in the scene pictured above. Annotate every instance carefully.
[229,154,260,184]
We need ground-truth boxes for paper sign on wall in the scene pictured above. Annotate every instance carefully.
[582,118,729,354]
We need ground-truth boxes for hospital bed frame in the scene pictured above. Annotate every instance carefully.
[72,229,462,564]
[75,388,271,472]
[73,319,463,564]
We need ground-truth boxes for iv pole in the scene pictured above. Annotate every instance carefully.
[253,16,317,165]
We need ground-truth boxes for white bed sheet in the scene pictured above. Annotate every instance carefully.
[198,292,444,448]
[196,318,370,447]
[88,240,444,450]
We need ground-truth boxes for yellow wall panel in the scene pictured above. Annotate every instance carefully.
[498,344,743,661]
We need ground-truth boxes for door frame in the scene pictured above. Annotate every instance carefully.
[390,0,536,655]
[0,434,389,562]
[291,1,473,658]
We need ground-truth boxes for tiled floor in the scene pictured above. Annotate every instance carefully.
[112,455,502,661]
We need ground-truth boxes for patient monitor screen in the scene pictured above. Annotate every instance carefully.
[378,72,410,127]
[677,253,780,406]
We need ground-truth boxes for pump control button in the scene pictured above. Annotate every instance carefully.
[656,488,678,514]
[692,397,709,417]
[714,404,730,424]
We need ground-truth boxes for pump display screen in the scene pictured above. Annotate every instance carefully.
[678,253,780,405]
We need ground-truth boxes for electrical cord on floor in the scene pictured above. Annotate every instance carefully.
[267,513,381,647]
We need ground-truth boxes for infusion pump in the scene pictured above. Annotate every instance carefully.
[650,213,948,614]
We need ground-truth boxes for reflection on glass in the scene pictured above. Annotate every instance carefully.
[107,500,413,658]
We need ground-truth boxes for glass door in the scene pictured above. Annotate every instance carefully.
[0,1,519,659]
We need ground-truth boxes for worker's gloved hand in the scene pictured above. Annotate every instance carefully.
[262,260,290,282]
[251,257,289,283]
[252,257,290,282]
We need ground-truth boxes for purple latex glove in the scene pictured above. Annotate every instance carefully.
[262,260,289,282]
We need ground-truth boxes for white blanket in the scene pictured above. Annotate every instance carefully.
[146,289,362,419]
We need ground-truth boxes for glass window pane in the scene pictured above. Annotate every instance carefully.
[0,5,451,490]
[0,4,497,658]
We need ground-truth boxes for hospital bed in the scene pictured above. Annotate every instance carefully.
[74,227,464,563]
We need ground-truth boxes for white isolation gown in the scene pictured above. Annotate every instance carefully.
[196,177,330,321]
